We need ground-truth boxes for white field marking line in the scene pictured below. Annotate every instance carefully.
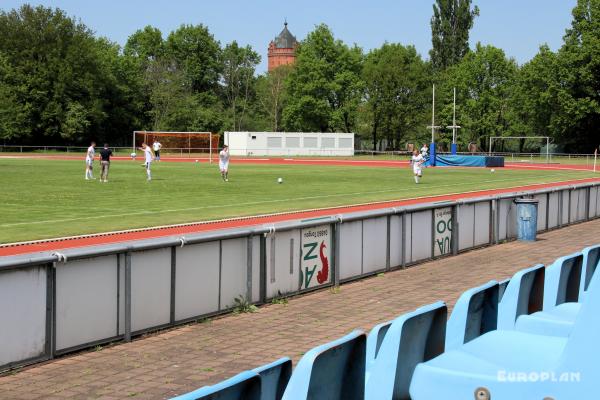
[1,175,590,247]
[505,164,592,172]
[0,172,591,228]
[2,175,596,247]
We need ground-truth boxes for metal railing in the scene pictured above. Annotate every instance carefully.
[1,181,599,372]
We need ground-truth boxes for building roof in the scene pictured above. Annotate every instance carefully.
[273,22,297,49]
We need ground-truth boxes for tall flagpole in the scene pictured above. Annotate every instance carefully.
[446,87,461,155]
[427,84,441,165]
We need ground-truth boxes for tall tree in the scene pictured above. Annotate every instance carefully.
[552,0,600,151]
[0,5,134,143]
[363,43,431,150]
[165,24,222,93]
[443,43,517,150]
[124,26,164,61]
[256,65,291,132]
[283,24,363,132]
[430,0,479,71]
[220,41,260,131]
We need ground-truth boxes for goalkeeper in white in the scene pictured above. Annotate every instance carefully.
[411,149,425,184]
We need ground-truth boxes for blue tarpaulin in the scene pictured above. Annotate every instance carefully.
[433,155,504,167]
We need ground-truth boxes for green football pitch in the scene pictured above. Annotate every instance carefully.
[0,158,597,243]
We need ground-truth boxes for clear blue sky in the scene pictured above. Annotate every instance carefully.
[2,0,577,73]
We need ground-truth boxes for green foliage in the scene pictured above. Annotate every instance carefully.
[232,295,258,314]
[362,43,431,150]
[165,24,222,93]
[0,2,599,152]
[256,66,291,131]
[124,25,164,61]
[283,24,364,132]
[439,44,518,150]
[0,157,596,242]
[270,296,289,305]
[0,5,141,144]
[430,0,479,71]
[221,41,261,130]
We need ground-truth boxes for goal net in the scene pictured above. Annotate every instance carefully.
[488,136,551,163]
[133,131,220,161]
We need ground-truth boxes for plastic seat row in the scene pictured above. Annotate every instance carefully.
[172,244,600,400]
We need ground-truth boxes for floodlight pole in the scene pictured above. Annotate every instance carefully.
[427,84,441,166]
[446,87,461,155]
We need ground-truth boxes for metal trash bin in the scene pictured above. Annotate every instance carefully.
[514,198,539,241]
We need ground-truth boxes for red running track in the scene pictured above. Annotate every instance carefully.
[1,177,599,258]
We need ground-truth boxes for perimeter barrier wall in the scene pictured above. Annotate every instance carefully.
[1,182,600,371]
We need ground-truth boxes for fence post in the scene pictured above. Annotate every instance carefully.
[333,221,341,287]
[259,235,267,303]
[170,246,176,324]
[586,187,591,221]
[46,262,56,360]
[385,215,391,271]
[246,235,253,302]
[401,211,407,268]
[452,205,459,255]
[124,252,132,342]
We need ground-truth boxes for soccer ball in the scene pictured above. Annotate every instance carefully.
[130,152,136,158]
[277,177,283,184]
[491,169,495,173]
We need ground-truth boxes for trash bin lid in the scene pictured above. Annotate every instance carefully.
[514,198,539,204]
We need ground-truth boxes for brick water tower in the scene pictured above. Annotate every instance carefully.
[268,22,298,71]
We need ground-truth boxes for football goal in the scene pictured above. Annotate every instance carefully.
[132,131,220,161]
[488,136,551,163]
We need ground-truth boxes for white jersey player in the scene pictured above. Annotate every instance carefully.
[139,142,154,181]
[85,141,96,180]
[219,145,230,182]
[420,144,429,158]
[411,149,425,184]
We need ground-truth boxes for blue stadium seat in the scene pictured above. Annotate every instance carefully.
[365,302,446,400]
[497,278,510,302]
[497,264,545,330]
[171,370,261,400]
[512,254,583,336]
[580,245,600,299]
[365,320,392,373]
[281,330,366,400]
[542,252,583,310]
[445,281,498,351]
[409,250,600,399]
[252,358,292,400]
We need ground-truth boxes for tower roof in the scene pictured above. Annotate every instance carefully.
[273,22,297,49]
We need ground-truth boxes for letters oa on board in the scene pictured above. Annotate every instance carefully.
[300,225,331,290]
[434,207,453,257]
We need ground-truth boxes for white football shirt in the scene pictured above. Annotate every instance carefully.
[86,145,95,161]
[144,147,153,163]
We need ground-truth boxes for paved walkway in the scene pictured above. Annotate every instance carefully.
[2,219,600,400]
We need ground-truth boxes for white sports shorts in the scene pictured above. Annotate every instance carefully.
[219,162,229,172]
[85,158,93,166]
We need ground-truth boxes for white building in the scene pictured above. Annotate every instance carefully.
[224,132,355,156]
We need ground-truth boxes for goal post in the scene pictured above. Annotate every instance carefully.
[488,136,551,163]
[132,131,220,162]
